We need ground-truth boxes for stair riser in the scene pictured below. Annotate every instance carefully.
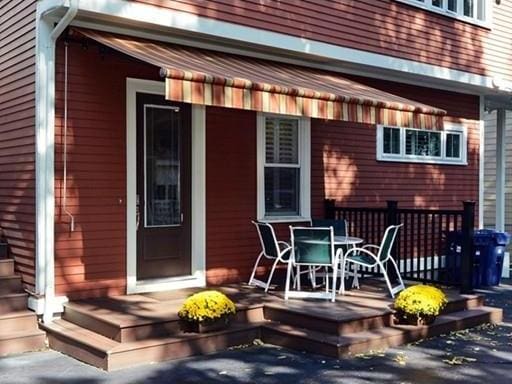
[0,260,14,277]
[342,308,503,356]
[64,305,264,342]
[261,327,339,358]
[0,278,22,295]
[47,333,108,370]
[0,334,45,356]
[0,295,27,315]
[443,296,485,314]
[264,306,391,336]
[63,307,121,341]
[0,315,38,334]
[108,327,261,371]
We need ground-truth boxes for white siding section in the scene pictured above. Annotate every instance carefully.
[484,110,512,233]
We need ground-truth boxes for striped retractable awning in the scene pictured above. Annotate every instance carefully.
[76,28,446,129]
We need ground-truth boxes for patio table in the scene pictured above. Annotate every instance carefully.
[294,235,364,291]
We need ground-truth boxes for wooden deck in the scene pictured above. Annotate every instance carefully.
[42,280,502,371]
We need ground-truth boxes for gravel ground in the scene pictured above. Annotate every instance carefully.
[1,281,511,384]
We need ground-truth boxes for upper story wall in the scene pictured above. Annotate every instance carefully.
[134,0,512,82]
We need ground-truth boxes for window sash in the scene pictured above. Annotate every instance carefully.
[378,124,466,165]
[258,114,310,221]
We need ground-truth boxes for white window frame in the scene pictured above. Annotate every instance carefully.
[377,123,468,165]
[395,0,491,28]
[257,113,311,223]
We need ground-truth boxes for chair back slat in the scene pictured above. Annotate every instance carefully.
[253,221,279,258]
[291,227,334,266]
[311,219,348,236]
[378,224,402,262]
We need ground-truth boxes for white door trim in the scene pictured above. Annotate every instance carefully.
[126,78,206,294]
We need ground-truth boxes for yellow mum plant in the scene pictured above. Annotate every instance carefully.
[394,285,447,318]
[178,290,236,323]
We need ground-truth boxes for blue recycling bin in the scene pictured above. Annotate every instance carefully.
[445,229,510,287]
[473,229,510,286]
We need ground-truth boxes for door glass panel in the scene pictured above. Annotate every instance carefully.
[145,105,181,227]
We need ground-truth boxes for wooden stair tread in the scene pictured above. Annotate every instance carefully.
[42,319,120,352]
[265,301,392,322]
[64,301,181,328]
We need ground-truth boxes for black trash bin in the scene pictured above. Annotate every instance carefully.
[474,229,510,286]
[444,230,481,287]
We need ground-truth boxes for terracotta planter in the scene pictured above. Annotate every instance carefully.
[394,311,436,326]
[181,316,231,333]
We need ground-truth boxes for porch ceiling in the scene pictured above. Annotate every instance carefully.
[74,28,446,129]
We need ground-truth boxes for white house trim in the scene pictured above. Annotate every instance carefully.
[479,95,485,229]
[38,0,510,95]
[126,78,206,294]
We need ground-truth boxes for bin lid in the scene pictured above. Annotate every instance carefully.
[474,229,511,246]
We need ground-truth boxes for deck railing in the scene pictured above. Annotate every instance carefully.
[325,199,476,293]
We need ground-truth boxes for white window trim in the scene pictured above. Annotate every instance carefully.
[257,113,311,223]
[126,78,206,294]
[377,123,468,165]
[395,0,492,28]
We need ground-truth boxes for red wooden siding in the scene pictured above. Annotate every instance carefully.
[53,41,161,299]
[0,0,37,291]
[205,107,259,284]
[133,0,512,81]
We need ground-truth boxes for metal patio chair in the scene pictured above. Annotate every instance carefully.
[339,224,405,298]
[249,221,292,292]
[285,226,343,302]
[311,219,348,236]
[310,219,349,287]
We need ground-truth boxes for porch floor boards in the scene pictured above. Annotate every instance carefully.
[42,280,502,371]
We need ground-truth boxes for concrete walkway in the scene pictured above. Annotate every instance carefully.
[1,281,511,384]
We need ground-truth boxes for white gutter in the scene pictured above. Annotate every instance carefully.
[35,0,78,324]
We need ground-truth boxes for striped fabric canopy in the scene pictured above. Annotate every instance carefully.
[76,28,446,129]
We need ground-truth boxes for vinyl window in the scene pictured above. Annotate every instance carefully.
[377,123,467,165]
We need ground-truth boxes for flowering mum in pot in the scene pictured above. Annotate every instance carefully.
[394,285,447,326]
[178,290,236,333]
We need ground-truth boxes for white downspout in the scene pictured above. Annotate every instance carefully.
[37,0,78,324]
[496,108,506,233]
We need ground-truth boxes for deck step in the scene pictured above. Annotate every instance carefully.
[0,293,28,315]
[0,310,38,333]
[442,294,485,313]
[0,329,46,356]
[261,306,503,359]
[63,300,263,343]
[0,259,14,277]
[43,318,261,371]
[0,275,22,295]
[264,301,392,336]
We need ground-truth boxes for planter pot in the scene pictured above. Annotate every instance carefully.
[0,242,8,259]
[393,311,436,326]
[181,316,231,333]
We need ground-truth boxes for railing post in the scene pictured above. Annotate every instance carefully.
[386,200,398,226]
[324,199,336,220]
[461,200,476,294]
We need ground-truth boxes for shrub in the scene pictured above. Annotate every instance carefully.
[178,290,236,323]
[394,285,447,317]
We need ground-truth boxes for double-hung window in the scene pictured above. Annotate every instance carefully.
[397,0,489,26]
[377,123,467,165]
[257,114,311,221]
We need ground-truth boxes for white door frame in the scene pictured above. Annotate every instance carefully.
[126,78,206,294]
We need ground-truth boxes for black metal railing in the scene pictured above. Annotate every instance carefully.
[325,199,476,293]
